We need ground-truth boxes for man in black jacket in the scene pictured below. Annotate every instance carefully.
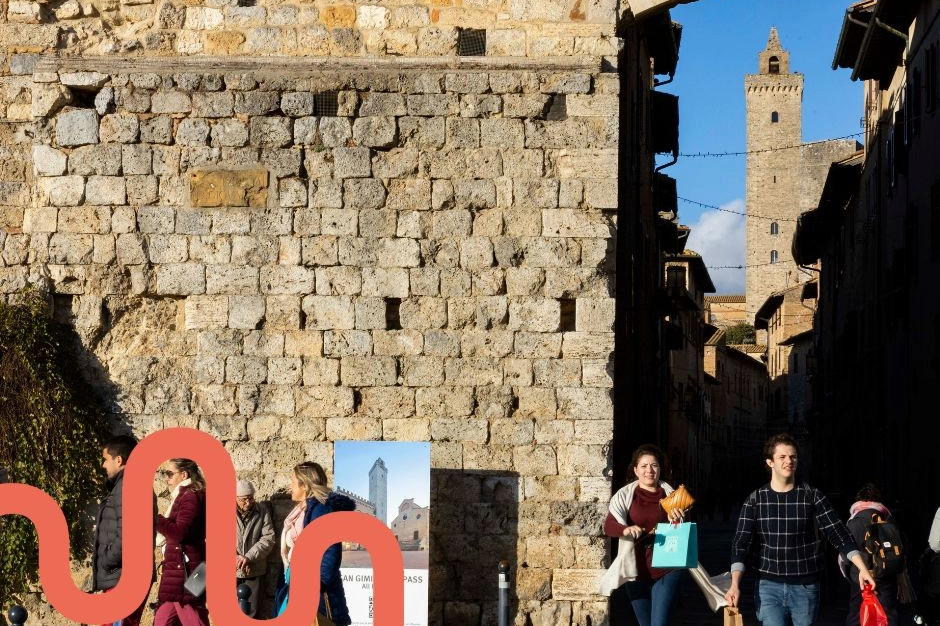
[94,435,151,626]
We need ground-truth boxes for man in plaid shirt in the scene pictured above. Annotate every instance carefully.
[724,434,876,626]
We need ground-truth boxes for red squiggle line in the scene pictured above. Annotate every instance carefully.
[0,427,404,625]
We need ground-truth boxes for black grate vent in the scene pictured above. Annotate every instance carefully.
[546,94,567,121]
[314,92,339,116]
[457,29,487,56]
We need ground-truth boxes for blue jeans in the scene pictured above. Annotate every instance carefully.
[755,579,820,626]
[624,570,684,626]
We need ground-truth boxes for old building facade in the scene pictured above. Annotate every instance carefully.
[0,0,699,623]
[795,0,940,538]
[702,329,767,504]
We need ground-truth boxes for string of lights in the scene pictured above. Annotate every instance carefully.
[677,196,801,222]
[706,259,796,270]
[677,132,864,158]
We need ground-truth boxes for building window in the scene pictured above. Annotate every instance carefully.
[770,221,779,235]
[771,111,779,123]
[770,250,779,264]
[769,56,780,74]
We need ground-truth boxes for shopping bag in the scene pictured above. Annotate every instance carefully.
[690,562,731,611]
[651,522,698,568]
[860,584,888,626]
[723,606,743,626]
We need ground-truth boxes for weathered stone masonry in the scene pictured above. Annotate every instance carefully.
[5,55,619,624]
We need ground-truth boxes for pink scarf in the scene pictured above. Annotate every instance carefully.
[849,500,891,520]
[838,500,892,578]
[281,502,306,566]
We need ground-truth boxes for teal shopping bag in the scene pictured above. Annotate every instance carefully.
[651,522,698,568]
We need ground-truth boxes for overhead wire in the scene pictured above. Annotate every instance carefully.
[677,132,865,158]
[677,196,801,222]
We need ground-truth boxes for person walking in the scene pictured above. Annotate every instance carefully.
[274,461,355,625]
[724,433,876,626]
[235,478,276,617]
[155,458,208,626]
[841,483,902,626]
[93,435,154,626]
[601,444,688,626]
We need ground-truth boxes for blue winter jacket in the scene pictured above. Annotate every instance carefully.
[274,492,356,625]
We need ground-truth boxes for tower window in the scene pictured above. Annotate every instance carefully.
[769,56,780,74]
[771,111,779,123]
[770,222,779,235]
[770,250,779,264]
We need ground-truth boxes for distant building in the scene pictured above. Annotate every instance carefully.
[704,295,748,329]
[369,458,387,526]
[389,499,429,551]
[753,281,816,435]
[663,251,715,491]
[703,328,768,500]
[744,28,859,322]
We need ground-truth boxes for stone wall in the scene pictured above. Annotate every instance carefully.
[0,55,619,624]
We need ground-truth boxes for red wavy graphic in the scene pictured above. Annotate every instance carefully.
[0,427,404,625]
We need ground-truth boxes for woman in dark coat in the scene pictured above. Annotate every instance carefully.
[275,461,355,625]
[154,458,208,626]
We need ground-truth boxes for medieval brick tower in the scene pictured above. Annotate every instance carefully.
[745,27,804,321]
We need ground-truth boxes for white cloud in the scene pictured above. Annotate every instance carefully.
[685,198,746,295]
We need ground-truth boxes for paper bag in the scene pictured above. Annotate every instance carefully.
[690,562,731,612]
[651,522,698,568]
[723,606,744,626]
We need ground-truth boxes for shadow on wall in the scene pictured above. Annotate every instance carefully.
[429,469,519,626]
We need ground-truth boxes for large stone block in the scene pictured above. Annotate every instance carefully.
[340,355,397,386]
[38,176,84,206]
[56,109,99,147]
[155,263,206,295]
[32,146,67,176]
[85,176,126,205]
[190,170,268,207]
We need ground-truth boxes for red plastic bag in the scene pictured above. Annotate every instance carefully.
[860,584,888,626]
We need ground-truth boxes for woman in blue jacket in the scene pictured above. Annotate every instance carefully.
[275,461,355,625]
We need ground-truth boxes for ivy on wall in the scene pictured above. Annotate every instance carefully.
[0,291,109,608]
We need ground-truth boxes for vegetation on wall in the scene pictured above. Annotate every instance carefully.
[0,291,109,607]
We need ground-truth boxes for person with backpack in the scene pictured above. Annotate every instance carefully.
[840,483,904,626]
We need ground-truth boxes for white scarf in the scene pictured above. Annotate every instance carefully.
[156,478,192,553]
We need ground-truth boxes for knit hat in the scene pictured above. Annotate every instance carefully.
[236,479,255,497]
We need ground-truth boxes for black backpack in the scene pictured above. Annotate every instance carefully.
[863,512,905,578]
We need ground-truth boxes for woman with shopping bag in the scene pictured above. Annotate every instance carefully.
[599,444,690,626]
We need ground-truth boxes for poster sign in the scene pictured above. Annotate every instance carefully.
[335,441,430,626]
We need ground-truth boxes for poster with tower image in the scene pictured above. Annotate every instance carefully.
[335,441,430,626]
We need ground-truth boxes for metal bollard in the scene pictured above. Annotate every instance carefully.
[237,582,252,615]
[498,561,510,626]
[7,605,27,626]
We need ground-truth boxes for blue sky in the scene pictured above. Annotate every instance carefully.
[667,0,863,293]
[333,441,431,526]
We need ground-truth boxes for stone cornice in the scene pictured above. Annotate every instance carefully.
[34,55,603,75]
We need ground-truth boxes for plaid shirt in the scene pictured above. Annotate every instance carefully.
[730,483,860,578]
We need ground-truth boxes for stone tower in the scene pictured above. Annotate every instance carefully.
[745,27,804,321]
[369,458,388,526]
